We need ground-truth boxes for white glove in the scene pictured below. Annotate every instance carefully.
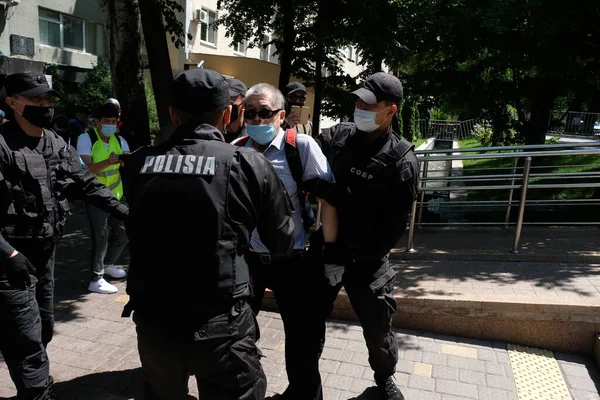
[324,264,345,286]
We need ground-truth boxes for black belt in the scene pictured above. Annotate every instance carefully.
[248,249,305,265]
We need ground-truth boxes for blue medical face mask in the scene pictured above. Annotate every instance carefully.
[353,106,390,133]
[246,123,278,145]
[101,124,117,136]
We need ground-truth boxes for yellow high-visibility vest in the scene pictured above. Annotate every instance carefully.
[90,128,123,200]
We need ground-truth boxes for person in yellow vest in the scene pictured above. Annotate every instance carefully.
[77,104,130,294]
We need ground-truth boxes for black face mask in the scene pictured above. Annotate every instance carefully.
[230,103,239,121]
[17,103,55,128]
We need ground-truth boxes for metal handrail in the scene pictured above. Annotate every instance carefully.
[416,149,600,161]
[416,141,600,155]
[407,142,600,254]
[422,171,600,181]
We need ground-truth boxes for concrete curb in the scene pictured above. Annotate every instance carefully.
[389,249,600,264]
[263,287,600,357]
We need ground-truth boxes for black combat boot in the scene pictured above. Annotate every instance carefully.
[376,376,405,400]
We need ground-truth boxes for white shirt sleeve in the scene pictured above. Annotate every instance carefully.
[119,136,130,152]
[76,134,93,156]
[296,134,335,183]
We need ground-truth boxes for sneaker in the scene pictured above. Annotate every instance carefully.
[104,265,127,279]
[376,376,404,400]
[88,278,118,294]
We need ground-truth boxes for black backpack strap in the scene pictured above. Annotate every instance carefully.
[283,129,318,232]
[375,138,414,166]
[283,129,304,188]
[87,130,98,147]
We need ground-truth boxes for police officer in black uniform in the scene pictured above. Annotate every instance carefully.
[122,69,295,400]
[0,72,129,400]
[224,78,248,143]
[311,72,419,400]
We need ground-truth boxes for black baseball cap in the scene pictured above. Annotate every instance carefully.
[171,69,230,113]
[284,82,307,96]
[351,72,403,105]
[4,72,57,98]
[227,78,248,98]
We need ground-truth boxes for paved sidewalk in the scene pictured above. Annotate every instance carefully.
[394,227,600,262]
[1,203,600,399]
[392,259,600,303]
[1,284,599,399]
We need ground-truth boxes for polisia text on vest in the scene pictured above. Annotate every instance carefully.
[141,155,216,175]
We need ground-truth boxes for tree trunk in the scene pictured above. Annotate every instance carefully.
[139,0,174,133]
[589,93,600,113]
[311,0,327,135]
[277,0,295,92]
[402,98,415,142]
[105,0,150,146]
[525,94,555,145]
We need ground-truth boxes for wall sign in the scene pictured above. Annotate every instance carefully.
[10,35,34,57]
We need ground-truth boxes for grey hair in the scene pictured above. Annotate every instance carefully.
[245,83,286,110]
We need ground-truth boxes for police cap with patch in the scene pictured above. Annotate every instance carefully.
[172,69,230,113]
[4,72,57,98]
[351,72,403,105]
[227,78,248,98]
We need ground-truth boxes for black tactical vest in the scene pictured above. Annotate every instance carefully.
[316,123,418,258]
[125,130,252,317]
[0,128,71,243]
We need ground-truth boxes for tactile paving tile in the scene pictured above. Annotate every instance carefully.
[507,344,572,400]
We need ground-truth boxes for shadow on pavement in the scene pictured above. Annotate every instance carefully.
[555,352,600,394]
[393,258,600,298]
[347,386,380,399]
[53,201,130,324]
[51,368,142,399]
[0,369,196,400]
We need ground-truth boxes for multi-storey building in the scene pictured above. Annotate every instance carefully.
[167,0,366,128]
[0,0,106,86]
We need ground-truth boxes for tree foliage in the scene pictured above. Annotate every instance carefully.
[216,0,406,124]
[44,61,112,116]
[151,0,192,48]
[398,0,600,144]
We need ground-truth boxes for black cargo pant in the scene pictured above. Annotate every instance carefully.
[134,301,266,400]
[0,241,56,399]
[248,251,328,400]
[323,256,398,381]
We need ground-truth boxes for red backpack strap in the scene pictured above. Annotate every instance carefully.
[235,135,251,146]
[285,129,297,147]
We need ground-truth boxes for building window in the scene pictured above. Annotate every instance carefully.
[260,35,279,64]
[38,8,105,56]
[63,15,83,50]
[260,35,269,61]
[232,40,245,54]
[199,8,217,45]
[39,9,60,48]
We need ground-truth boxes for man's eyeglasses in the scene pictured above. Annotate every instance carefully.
[244,109,282,120]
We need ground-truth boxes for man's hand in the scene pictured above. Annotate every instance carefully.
[324,263,344,286]
[287,114,301,127]
[323,242,346,286]
[5,252,36,289]
[108,152,120,165]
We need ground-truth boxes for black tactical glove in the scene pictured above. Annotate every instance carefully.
[303,178,350,207]
[323,243,346,286]
[5,252,36,289]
